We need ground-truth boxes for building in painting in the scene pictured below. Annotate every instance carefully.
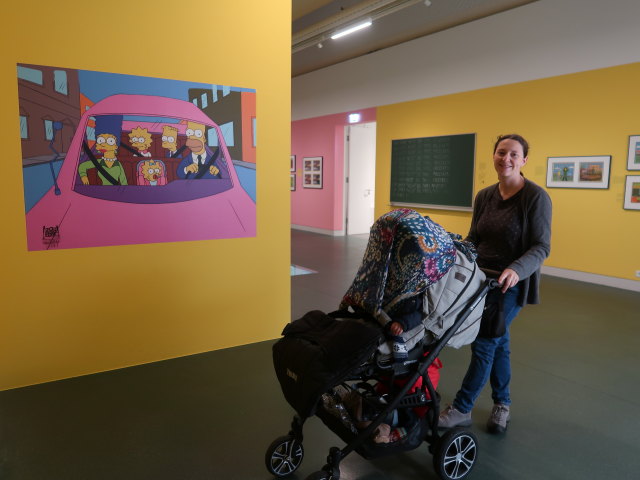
[18,64,81,165]
[187,87,256,166]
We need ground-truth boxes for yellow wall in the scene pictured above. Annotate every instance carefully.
[376,63,640,281]
[0,0,291,390]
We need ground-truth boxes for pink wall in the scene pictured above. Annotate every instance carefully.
[291,108,376,232]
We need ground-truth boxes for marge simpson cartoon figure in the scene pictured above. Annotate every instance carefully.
[140,159,165,186]
[177,121,226,179]
[161,125,181,157]
[78,133,128,185]
[129,126,153,157]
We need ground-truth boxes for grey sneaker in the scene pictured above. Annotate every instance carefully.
[487,404,510,434]
[438,405,472,429]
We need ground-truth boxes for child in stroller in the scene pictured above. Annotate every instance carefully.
[267,209,497,480]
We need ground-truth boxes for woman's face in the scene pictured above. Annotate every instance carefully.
[493,138,527,180]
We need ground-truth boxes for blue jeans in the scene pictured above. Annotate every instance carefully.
[453,284,522,413]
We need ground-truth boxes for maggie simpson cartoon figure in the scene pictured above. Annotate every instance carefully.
[129,126,153,157]
[139,159,166,186]
[78,132,128,186]
[177,121,226,179]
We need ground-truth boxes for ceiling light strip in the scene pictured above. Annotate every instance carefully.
[292,0,423,52]
[330,20,373,40]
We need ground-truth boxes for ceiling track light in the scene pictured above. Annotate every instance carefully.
[292,0,424,54]
[330,19,373,40]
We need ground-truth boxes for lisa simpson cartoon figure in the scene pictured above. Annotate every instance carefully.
[161,125,181,158]
[78,133,128,185]
[177,121,227,179]
[129,126,153,157]
[138,159,166,186]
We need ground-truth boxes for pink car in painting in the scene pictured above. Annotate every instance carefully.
[25,94,256,251]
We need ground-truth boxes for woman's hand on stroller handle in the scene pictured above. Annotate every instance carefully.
[481,267,520,293]
[497,268,520,293]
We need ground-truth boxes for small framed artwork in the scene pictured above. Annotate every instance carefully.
[627,136,640,170]
[290,173,296,191]
[546,156,611,189]
[623,175,640,210]
[303,156,323,189]
[302,157,312,172]
[290,155,296,172]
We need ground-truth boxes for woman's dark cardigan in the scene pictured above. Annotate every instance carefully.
[466,177,552,306]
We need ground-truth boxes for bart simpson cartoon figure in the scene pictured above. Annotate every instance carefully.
[161,125,180,157]
[78,133,128,185]
[177,121,224,179]
[129,126,153,157]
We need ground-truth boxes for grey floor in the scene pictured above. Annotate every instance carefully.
[1,229,639,480]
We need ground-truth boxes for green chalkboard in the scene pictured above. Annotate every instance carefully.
[390,133,476,211]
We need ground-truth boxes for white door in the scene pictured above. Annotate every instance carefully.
[346,122,376,235]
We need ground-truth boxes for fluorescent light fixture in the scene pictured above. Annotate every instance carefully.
[348,113,361,123]
[330,19,372,40]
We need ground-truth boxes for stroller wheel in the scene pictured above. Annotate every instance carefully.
[265,435,304,477]
[433,427,478,480]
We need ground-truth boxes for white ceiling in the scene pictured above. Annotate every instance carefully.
[292,0,538,77]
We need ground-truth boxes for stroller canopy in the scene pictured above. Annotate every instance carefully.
[340,209,463,325]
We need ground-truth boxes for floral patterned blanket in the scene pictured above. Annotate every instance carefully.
[340,209,474,327]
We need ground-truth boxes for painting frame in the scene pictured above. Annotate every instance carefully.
[546,156,611,189]
[627,135,640,170]
[302,156,323,189]
[290,173,296,191]
[17,63,257,251]
[623,175,640,210]
[290,155,296,172]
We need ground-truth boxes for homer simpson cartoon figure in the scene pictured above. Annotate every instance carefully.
[161,125,181,158]
[176,121,227,179]
[78,133,128,185]
[129,126,153,157]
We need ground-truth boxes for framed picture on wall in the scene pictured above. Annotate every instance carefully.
[302,157,312,172]
[290,155,296,172]
[290,173,296,191]
[303,156,323,189]
[623,175,640,210]
[546,156,611,189]
[627,136,640,170]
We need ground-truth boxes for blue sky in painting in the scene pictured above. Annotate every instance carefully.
[78,69,254,103]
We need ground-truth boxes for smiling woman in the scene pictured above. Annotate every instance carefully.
[492,134,529,198]
[439,133,552,435]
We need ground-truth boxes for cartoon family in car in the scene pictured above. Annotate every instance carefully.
[25,93,256,250]
[78,116,228,187]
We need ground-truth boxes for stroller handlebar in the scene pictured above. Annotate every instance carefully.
[480,268,503,290]
[480,267,502,277]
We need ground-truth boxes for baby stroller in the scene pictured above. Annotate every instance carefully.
[266,210,499,480]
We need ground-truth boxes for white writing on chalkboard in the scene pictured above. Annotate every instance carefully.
[391,140,454,194]
[390,133,475,210]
